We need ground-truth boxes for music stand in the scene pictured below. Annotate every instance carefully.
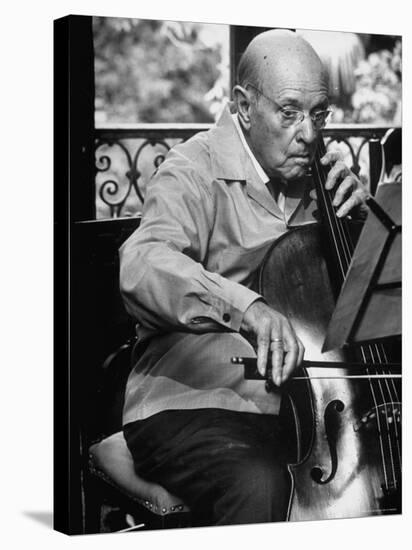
[322,182,401,352]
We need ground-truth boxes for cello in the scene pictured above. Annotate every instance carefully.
[235,139,401,520]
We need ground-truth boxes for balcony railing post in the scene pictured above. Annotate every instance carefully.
[369,136,383,196]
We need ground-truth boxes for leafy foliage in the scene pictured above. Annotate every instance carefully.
[331,40,402,124]
[351,40,402,123]
[94,17,229,123]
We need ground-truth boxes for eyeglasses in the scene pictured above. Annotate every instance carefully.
[245,83,333,130]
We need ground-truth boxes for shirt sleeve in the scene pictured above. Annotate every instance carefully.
[119,153,262,334]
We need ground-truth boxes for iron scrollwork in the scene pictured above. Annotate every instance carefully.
[95,136,174,218]
[95,124,395,219]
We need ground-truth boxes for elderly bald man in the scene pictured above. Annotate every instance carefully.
[120,29,368,526]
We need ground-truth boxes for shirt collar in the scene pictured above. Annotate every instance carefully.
[207,105,308,221]
[208,104,266,185]
[231,114,270,185]
[206,105,284,218]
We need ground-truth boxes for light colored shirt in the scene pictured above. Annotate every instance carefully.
[119,106,317,423]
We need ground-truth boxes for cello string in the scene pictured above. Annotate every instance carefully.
[315,147,401,491]
[313,149,400,488]
[376,335,401,465]
[360,346,397,491]
[328,176,398,492]
[312,149,391,491]
[339,184,399,490]
[374,341,402,476]
[334,188,400,488]
[318,150,398,432]
[373,342,401,476]
[312,151,347,282]
[364,237,401,476]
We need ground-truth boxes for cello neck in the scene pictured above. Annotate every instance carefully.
[311,138,353,289]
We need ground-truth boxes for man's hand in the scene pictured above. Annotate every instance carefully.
[311,151,369,218]
[241,300,304,387]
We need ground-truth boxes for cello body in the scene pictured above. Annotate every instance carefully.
[258,222,401,521]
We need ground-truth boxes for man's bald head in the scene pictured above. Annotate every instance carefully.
[237,29,328,91]
[233,29,331,182]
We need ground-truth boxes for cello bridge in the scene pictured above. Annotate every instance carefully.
[353,402,401,432]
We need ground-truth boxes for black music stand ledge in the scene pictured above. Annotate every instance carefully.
[323,182,401,352]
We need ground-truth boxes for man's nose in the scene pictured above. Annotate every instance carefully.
[296,115,317,144]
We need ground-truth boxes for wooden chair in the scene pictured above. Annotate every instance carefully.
[74,218,191,533]
[86,337,191,533]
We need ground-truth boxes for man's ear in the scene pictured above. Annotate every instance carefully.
[233,85,252,131]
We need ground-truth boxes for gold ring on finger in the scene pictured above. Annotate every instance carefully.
[270,339,283,349]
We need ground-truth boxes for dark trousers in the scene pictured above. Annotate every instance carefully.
[124,408,292,527]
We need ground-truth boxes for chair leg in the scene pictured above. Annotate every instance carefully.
[84,473,192,533]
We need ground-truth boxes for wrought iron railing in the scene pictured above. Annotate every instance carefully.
[95,123,398,219]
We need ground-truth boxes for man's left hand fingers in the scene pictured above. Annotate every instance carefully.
[320,150,342,167]
[336,189,367,218]
[332,175,356,207]
[325,161,351,191]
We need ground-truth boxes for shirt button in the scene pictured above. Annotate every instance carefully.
[223,313,231,323]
